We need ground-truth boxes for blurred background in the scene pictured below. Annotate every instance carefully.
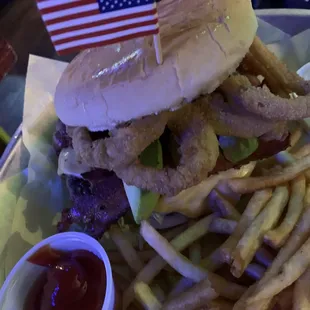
[0,0,309,155]
[253,0,310,8]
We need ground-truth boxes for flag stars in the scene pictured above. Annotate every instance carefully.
[98,0,154,13]
[98,0,150,10]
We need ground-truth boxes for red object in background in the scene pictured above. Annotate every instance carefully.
[0,37,17,82]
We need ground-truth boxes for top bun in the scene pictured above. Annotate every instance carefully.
[54,0,258,131]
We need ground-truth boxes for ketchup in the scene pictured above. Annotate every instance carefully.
[24,245,106,310]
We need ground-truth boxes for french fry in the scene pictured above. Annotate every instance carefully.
[140,220,215,282]
[201,245,225,272]
[265,175,306,248]
[237,195,310,310]
[247,235,310,304]
[209,218,237,235]
[231,185,289,277]
[162,223,189,241]
[138,233,145,251]
[134,282,162,310]
[239,285,294,310]
[151,284,166,303]
[215,181,242,205]
[113,271,131,292]
[115,276,146,309]
[129,301,144,310]
[245,263,265,281]
[101,230,140,251]
[155,162,256,217]
[305,183,310,207]
[138,250,157,262]
[293,268,310,310]
[150,213,189,230]
[275,149,310,182]
[207,298,234,310]
[261,165,283,176]
[109,249,156,264]
[254,247,274,268]
[201,219,274,272]
[222,155,310,193]
[232,285,260,310]
[208,190,241,220]
[262,187,310,280]
[288,127,303,151]
[123,215,216,309]
[293,143,310,160]
[220,189,272,263]
[189,241,201,265]
[110,225,144,274]
[238,193,310,310]
[167,277,195,299]
[240,284,294,310]
[140,221,246,301]
[206,272,246,301]
[271,285,294,310]
[111,264,133,282]
[161,278,219,310]
[256,156,278,175]
[108,251,126,264]
[201,222,235,270]
[274,150,296,166]
[200,244,267,280]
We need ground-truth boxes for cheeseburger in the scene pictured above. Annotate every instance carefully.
[53,0,310,237]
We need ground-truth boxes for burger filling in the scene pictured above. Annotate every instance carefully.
[53,120,289,238]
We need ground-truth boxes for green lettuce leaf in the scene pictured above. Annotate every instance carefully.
[219,136,259,164]
[123,140,163,224]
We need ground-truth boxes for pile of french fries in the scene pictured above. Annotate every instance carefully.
[104,127,310,310]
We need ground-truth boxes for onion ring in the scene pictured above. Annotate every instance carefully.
[238,86,310,121]
[72,112,168,170]
[248,36,310,96]
[201,94,287,139]
[115,104,219,196]
[219,73,310,121]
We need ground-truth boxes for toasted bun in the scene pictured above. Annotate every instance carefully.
[55,0,258,131]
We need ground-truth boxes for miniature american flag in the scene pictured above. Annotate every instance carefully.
[36,0,161,55]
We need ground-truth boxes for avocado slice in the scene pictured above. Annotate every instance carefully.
[219,136,259,164]
[123,140,163,224]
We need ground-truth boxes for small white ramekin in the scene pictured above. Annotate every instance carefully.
[0,232,115,310]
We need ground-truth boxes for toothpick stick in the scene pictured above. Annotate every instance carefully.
[153,33,163,65]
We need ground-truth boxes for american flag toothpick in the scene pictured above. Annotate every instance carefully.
[36,0,163,64]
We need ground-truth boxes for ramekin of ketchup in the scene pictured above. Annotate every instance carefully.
[0,232,115,310]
